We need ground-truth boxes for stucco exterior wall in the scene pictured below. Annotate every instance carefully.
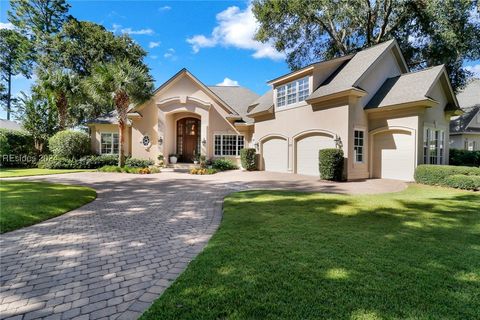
[90,124,131,156]
[129,73,247,164]
[252,99,350,175]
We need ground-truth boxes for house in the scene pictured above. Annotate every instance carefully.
[450,79,480,151]
[87,39,461,181]
[0,119,23,131]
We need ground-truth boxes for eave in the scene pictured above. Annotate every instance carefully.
[306,88,367,104]
[365,98,438,113]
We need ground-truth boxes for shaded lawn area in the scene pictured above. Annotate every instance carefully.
[0,181,96,233]
[141,185,480,320]
[0,168,92,178]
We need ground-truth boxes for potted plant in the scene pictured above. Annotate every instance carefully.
[169,154,178,164]
[157,154,164,167]
[192,153,200,165]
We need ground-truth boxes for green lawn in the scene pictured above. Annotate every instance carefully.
[0,181,96,233]
[0,168,92,178]
[141,185,480,320]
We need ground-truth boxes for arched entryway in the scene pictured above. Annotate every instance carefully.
[176,117,201,162]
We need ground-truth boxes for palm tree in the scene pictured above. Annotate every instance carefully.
[38,69,79,130]
[85,59,153,167]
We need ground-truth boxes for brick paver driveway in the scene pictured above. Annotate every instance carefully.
[0,171,405,320]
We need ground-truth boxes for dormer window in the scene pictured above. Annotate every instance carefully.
[276,77,310,108]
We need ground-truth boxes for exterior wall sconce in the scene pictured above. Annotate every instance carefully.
[202,138,207,146]
[334,136,343,149]
[158,137,163,146]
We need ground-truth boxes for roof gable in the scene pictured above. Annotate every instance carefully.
[136,68,239,115]
[450,105,480,133]
[307,39,408,102]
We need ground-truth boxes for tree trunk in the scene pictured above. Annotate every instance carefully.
[115,90,129,167]
[7,72,11,120]
[118,120,126,167]
[56,92,68,130]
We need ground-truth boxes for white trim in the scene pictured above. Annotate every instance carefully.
[353,128,366,164]
[213,133,245,157]
[275,76,310,110]
[99,132,119,155]
[368,126,417,179]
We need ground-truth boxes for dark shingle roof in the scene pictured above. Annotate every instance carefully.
[246,89,273,116]
[450,105,480,133]
[207,86,260,123]
[366,65,444,109]
[457,79,480,109]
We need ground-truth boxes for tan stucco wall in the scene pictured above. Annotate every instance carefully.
[90,124,131,156]
[252,98,350,175]
[129,73,248,164]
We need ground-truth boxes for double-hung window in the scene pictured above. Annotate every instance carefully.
[100,132,119,155]
[214,134,244,156]
[354,130,365,163]
[276,77,310,108]
[423,128,445,164]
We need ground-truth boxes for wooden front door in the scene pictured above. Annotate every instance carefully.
[177,117,200,162]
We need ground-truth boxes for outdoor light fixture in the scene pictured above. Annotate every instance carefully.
[334,136,343,149]
[254,142,259,151]
[202,138,207,146]
[158,137,163,145]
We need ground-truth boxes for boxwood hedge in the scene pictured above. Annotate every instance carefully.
[319,148,344,181]
[414,164,480,191]
[240,148,257,171]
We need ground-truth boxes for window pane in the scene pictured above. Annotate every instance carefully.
[354,130,364,163]
[112,134,119,154]
[287,82,297,104]
[214,135,222,156]
[237,136,244,155]
[101,133,112,154]
[277,86,286,107]
[222,135,237,156]
[298,78,309,101]
[424,128,429,164]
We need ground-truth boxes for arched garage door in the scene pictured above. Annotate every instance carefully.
[262,137,288,173]
[372,129,415,181]
[296,134,335,176]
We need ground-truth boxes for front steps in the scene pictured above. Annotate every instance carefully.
[163,162,199,172]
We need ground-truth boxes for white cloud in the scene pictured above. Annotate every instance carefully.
[112,24,154,35]
[464,64,480,77]
[185,4,284,60]
[149,41,161,48]
[216,77,239,86]
[159,6,171,11]
[0,22,14,30]
[164,48,176,60]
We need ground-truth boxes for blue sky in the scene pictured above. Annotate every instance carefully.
[1,0,479,120]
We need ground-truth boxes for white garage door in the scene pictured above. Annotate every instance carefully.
[262,137,288,173]
[296,135,335,176]
[372,130,415,181]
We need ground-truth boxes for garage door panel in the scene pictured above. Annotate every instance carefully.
[262,138,288,173]
[373,130,415,181]
[296,135,335,176]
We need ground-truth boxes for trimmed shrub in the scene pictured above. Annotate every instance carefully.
[125,158,154,168]
[240,148,257,171]
[444,174,480,191]
[0,129,37,167]
[449,149,480,167]
[48,130,90,159]
[414,164,480,186]
[38,154,119,169]
[319,148,344,181]
[37,156,77,169]
[212,158,238,171]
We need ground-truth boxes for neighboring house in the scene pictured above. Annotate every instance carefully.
[88,39,460,181]
[0,119,23,131]
[450,79,480,151]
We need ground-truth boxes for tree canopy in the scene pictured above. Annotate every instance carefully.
[253,0,480,90]
[0,28,34,120]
